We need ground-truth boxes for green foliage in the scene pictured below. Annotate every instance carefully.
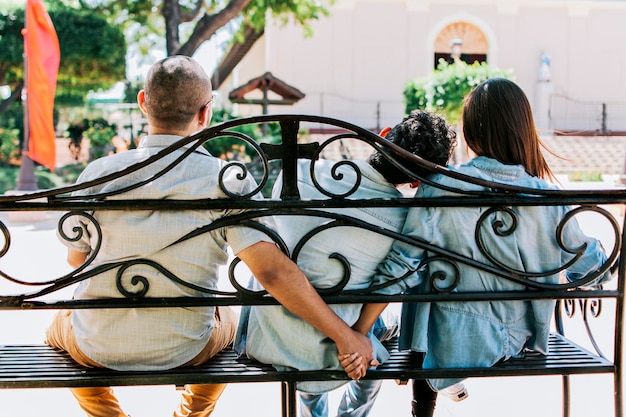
[404,60,514,124]
[0,2,126,109]
[569,171,604,182]
[81,118,118,160]
[0,127,21,167]
[51,5,127,95]
[84,118,117,146]
[246,0,333,36]
[0,103,24,132]
[205,108,280,160]
[207,108,283,196]
[0,8,25,86]
[71,0,333,57]
[0,163,83,193]
[65,117,117,161]
[123,80,141,104]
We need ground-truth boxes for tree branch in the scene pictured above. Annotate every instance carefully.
[180,0,204,23]
[162,0,182,55]
[211,23,264,89]
[175,0,252,56]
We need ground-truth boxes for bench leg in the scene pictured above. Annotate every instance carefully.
[562,375,570,417]
[281,381,297,417]
[616,371,624,417]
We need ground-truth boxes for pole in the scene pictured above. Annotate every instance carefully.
[17,9,37,191]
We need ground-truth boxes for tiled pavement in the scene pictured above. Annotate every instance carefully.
[312,134,626,178]
[542,135,626,176]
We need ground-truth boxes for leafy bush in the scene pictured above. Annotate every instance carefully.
[205,109,281,160]
[404,60,514,124]
[0,128,21,167]
[569,171,604,182]
[0,163,84,194]
[67,118,118,161]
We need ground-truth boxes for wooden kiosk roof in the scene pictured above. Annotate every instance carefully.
[228,72,305,112]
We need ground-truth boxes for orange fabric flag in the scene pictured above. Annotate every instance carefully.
[24,0,60,171]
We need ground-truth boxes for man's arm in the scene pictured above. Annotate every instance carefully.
[237,241,378,379]
[67,249,89,268]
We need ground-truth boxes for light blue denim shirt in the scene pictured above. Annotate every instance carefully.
[236,159,406,393]
[372,156,612,390]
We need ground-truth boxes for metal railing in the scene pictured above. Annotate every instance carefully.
[549,94,626,135]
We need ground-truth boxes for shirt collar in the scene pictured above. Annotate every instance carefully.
[138,134,212,157]
[466,155,528,180]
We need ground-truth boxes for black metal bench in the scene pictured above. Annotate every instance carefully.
[0,114,623,417]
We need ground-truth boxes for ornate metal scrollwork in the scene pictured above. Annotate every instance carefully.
[208,130,270,199]
[0,220,9,259]
[563,298,576,318]
[558,296,607,359]
[227,219,291,301]
[113,258,228,299]
[423,256,462,293]
[474,205,620,289]
[308,134,367,198]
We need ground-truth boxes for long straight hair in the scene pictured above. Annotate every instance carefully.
[462,78,555,181]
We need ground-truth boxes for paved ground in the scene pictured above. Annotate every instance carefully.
[0,176,623,416]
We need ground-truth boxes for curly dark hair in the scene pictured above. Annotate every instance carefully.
[368,109,457,184]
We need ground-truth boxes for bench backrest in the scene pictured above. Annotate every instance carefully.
[0,115,623,347]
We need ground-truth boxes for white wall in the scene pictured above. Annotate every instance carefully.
[221,0,626,132]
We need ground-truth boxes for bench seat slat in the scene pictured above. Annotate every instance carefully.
[0,333,613,389]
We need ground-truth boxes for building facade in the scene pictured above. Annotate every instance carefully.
[218,0,626,135]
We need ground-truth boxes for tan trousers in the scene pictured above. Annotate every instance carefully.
[45,307,238,417]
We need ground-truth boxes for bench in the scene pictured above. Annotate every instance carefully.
[0,114,623,417]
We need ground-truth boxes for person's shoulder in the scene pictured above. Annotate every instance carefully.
[423,164,480,194]
[77,150,142,181]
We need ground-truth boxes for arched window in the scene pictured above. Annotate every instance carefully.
[433,22,488,68]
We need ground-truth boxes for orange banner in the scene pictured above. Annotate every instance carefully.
[24,0,60,171]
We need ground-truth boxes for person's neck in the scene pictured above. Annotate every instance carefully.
[148,127,194,137]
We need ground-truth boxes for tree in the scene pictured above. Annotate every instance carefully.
[0,2,126,115]
[77,0,333,88]
[404,60,513,124]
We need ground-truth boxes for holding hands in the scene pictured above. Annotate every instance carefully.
[336,330,379,380]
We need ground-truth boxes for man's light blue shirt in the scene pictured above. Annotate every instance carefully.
[59,135,269,371]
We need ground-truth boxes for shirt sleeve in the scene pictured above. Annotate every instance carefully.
[222,171,279,255]
[56,165,98,253]
[370,192,432,294]
[561,208,613,287]
[225,224,276,255]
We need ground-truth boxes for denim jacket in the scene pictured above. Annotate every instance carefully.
[372,156,612,390]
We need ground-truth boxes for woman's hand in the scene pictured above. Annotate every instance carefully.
[338,352,365,380]
[338,352,379,380]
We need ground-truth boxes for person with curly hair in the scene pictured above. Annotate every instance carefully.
[236,109,457,417]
